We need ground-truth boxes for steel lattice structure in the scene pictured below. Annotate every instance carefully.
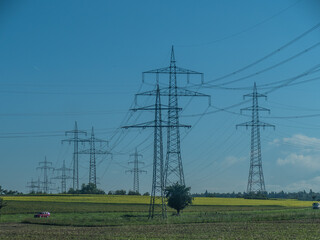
[62,121,87,190]
[237,83,274,193]
[26,178,40,193]
[124,85,186,219]
[37,156,54,193]
[78,127,111,187]
[142,46,210,188]
[126,148,146,193]
[53,160,72,193]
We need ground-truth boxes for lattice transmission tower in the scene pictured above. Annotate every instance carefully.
[26,178,40,193]
[124,85,185,219]
[142,46,210,188]
[236,82,274,193]
[53,160,72,193]
[126,148,146,193]
[62,121,87,190]
[37,156,54,193]
[78,127,111,187]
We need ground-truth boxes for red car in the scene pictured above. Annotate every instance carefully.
[34,212,50,218]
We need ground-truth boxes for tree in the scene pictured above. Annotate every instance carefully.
[127,190,140,195]
[114,189,126,195]
[80,183,105,194]
[165,183,192,216]
[67,183,105,194]
[0,198,7,220]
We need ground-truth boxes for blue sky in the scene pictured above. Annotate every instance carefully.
[1,0,320,194]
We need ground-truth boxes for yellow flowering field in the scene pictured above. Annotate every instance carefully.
[193,197,312,207]
[3,195,151,204]
[2,195,313,207]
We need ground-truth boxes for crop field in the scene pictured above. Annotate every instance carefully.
[0,195,320,239]
[2,194,313,206]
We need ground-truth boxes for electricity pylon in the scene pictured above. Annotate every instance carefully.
[142,46,210,188]
[123,85,186,219]
[236,82,274,194]
[126,148,146,193]
[53,160,72,193]
[62,121,87,190]
[26,178,40,193]
[78,127,111,187]
[37,156,54,193]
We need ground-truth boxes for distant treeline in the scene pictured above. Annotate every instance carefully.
[0,185,22,195]
[192,189,320,201]
[67,183,105,194]
[107,189,150,196]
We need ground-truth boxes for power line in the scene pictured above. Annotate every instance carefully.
[196,69,320,91]
[182,64,320,118]
[177,0,302,47]
[204,21,320,84]
[0,110,127,117]
[201,41,320,87]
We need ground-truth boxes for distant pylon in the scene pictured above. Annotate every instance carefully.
[126,148,146,193]
[26,178,40,193]
[78,127,111,187]
[236,82,275,193]
[142,46,210,188]
[62,121,87,190]
[37,156,54,193]
[53,160,72,193]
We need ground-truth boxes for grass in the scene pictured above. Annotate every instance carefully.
[0,195,319,239]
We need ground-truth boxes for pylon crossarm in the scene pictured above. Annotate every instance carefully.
[61,138,89,144]
[243,92,267,99]
[122,121,155,129]
[137,87,209,97]
[143,66,202,75]
[123,121,191,129]
[78,149,111,155]
[240,106,270,113]
[258,122,275,130]
[131,105,182,111]
[93,138,108,143]
[236,122,253,129]
[55,167,72,172]
[95,150,112,155]
[130,154,143,158]
[236,121,275,129]
[64,130,87,135]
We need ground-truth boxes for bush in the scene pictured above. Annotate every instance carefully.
[128,190,140,195]
[114,190,126,195]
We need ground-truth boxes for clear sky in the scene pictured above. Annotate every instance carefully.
[1,0,320,194]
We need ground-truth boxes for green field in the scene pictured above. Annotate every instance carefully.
[0,195,319,239]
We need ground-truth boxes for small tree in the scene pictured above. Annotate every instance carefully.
[165,183,192,216]
[0,198,7,220]
[128,190,140,195]
[114,189,126,195]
